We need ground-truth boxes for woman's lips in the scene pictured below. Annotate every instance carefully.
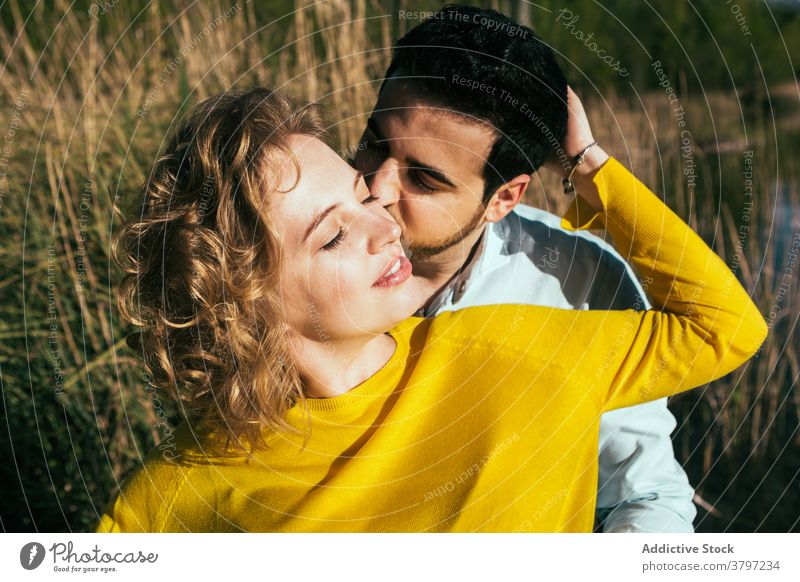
[372,255,413,288]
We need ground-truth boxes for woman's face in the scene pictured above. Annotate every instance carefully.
[270,135,422,346]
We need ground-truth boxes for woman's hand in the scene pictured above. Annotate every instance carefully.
[542,85,609,211]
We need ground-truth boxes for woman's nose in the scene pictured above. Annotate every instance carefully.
[365,209,401,255]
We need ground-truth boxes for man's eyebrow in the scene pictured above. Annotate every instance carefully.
[302,203,340,244]
[368,116,455,188]
[406,156,456,188]
[301,172,362,245]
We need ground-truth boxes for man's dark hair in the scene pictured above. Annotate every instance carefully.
[385,4,568,202]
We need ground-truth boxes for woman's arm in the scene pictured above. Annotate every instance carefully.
[432,85,766,413]
[521,85,765,409]
[435,152,766,410]
[556,153,767,410]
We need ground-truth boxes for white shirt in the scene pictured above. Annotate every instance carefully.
[417,203,697,533]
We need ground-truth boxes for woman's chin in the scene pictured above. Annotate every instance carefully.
[393,275,424,315]
[375,276,425,330]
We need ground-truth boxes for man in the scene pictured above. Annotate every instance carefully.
[352,5,696,532]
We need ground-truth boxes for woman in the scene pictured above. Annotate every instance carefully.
[97,88,767,532]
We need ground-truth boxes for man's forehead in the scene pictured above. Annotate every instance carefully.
[377,78,461,119]
[378,78,494,132]
[373,90,494,174]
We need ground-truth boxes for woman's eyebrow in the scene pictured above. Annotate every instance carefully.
[302,172,363,244]
[302,204,340,244]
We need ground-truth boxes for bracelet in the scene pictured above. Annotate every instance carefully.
[562,141,598,195]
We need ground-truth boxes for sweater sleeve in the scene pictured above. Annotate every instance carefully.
[431,156,767,412]
[556,156,767,410]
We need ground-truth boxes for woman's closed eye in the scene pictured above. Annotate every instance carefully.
[320,194,375,251]
[322,227,346,251]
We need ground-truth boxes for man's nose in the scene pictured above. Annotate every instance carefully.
[365,158,402,209]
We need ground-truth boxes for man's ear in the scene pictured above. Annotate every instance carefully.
[483,174,531,223]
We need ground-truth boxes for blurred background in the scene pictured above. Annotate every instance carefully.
[0,0,797,532]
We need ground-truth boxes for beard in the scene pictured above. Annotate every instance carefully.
[403,202,486,262]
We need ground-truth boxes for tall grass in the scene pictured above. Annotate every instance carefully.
[0,0,796,532]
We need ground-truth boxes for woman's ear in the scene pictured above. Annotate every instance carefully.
[483,174,531,223]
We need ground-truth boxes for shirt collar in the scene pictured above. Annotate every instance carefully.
[416,218,510,316]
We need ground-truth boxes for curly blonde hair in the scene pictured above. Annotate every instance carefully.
[114,88,324,454]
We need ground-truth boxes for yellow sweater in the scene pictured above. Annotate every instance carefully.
[96,157,767,533]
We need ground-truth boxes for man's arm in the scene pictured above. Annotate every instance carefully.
[596,401,696,532]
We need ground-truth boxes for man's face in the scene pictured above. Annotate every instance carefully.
[353,79,497,261]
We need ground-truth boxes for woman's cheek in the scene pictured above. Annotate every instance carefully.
[335,259,368,294]
[306,256,363,304]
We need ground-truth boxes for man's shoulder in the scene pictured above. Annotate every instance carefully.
[463,204,651,311]
[503,203,616,253]
[496,203,646,273]
[507,202,562,226]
